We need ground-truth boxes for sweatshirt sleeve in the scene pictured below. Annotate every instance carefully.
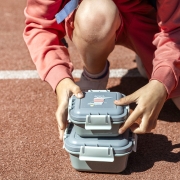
[151,0,180,98]
[23,0,74,91]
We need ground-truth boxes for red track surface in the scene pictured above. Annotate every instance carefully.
[0,1,179,179]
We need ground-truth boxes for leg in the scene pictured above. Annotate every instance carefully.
[135,55,148,78]
[115,1,159,78]
[72,0,121,74]
[172,97,180,110]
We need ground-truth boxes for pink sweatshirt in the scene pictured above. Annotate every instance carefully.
[23,0,180,99]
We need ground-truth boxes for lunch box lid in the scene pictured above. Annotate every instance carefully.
[64,124,137,157]
[68,90,129,123]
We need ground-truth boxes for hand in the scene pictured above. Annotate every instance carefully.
[55,78,83,141]
[114,80,168,134]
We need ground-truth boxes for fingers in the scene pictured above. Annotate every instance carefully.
[115,92,140,134]
[58,125,65,141]
[56,102,68,128]
[115,81,167,135]
[114,92,138,105]
[56,104,67,141]
[130,116,157,134]
[70,84,84,99]
[55,79,84,141]
[130,115,156,134]
[119,107,142,134]
[119,107,158,134]
[56,78,84,101]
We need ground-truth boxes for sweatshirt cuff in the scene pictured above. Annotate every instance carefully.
[150,66,176,98]
[45,65,73,91]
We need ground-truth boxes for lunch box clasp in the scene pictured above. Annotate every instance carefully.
[79,146,114,162]
[85,115,112,130]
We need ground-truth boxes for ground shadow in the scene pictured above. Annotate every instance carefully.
[109,68,180,122]
[108,68,180,174]
[122,133,180,174]
[79,68,180,175]
[79,133,180,175]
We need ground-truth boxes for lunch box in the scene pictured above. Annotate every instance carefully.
[68,90,129,137]
[63,124,137,173]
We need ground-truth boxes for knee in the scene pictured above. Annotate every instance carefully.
[73,0,121,43]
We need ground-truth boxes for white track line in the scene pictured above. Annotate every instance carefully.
[0,69,141,79]
[0,70,40,79]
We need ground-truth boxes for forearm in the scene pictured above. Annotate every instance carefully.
[151,0,180,98]
[23,0,74,91]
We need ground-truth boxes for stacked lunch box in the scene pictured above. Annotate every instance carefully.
[64,90,137,173]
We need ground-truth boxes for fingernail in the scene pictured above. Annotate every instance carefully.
[114,100,118,103]
[119,129,123,134]
[77,93,83,98]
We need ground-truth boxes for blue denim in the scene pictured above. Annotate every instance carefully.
[55,0,79,24]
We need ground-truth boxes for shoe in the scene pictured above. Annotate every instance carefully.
[76,62,109,92]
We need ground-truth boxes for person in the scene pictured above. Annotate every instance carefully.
[23,0,180,140]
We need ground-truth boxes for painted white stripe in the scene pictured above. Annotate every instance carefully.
[109,69,141,78]
[0,69,141,79]
[72,69,141,78]
[0,70,40,79]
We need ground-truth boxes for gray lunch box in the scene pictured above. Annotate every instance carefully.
[68,90,129,137]
[64,124,137,173]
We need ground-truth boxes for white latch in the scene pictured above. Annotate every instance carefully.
[79,146,114,162]
[85,115,112,130]
[88,90,110,92]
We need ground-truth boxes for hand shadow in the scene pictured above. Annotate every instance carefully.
[109,68,180,122]
[122,133,180,174]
